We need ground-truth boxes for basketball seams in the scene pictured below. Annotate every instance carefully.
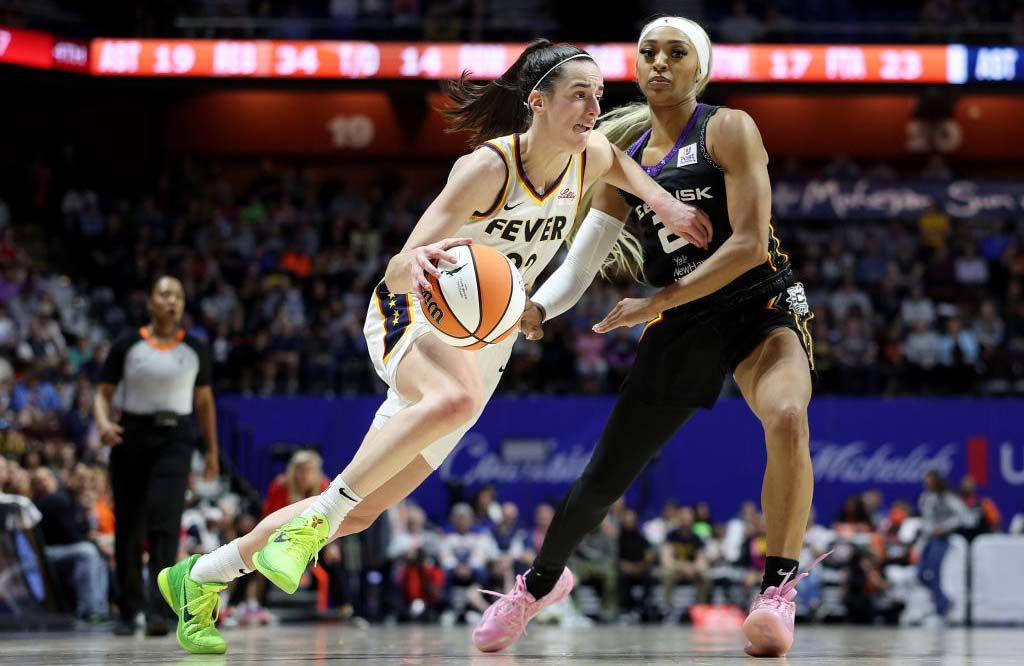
[476,253,516,341]
[488,259,527,343]
[427,246,483,341]
[425,275,474,340]
[420,245,526,349]
[464,245,490,346]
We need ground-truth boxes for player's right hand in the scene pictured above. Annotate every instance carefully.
[99,422,124,446]
[656,199,713,249]
[520,301,545,340]
[411,237,473,294]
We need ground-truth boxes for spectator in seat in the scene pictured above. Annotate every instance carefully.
[901,283,936,328]
[263,449,329,515]
[835,316,880,394]
[862,489,887,529]
[471,483,501,526]
[737,511,769,595]
[571,515,619,617]
[439,503,495,621]
[880,501,914,568]
[958,475,1001,540]
[389,503,441,563]
[918,200,951,249]
[693,502,713,541]
[904,319,943,391]
[527,503,555,556]
[31,467,109,621]
[617,508,655,620]
[396,547,446,622]
[390,504,444,621]
[937,316,980,393]
[659,505,711,609]
[834,494,875,535]
[829,271,873,322]
[974,300,1005,352]
[488,501,527,587]
[843,547,896,625]
[643,499,681,548]
[12,366,62,435]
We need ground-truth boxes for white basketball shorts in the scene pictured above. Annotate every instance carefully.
[363,281,516,469]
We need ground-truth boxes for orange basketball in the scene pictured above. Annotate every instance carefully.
[418,245,526,349]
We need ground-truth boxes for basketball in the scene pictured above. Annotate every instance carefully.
[418,244,526,350]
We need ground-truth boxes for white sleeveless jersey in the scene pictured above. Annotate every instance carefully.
[457,134,586,288]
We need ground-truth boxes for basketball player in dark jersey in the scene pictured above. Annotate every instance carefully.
[474,17,824,658]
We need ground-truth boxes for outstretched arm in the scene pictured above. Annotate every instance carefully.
[522,183,629,339]
[585,130,711,249]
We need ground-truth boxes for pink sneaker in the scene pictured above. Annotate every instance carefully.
[742,551,831,658]
[472,568,574,653]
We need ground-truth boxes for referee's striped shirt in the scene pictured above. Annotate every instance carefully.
[100,327,212,416]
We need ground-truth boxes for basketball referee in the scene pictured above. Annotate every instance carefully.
[94,276,220,637]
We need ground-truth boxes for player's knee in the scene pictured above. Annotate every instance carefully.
[763,403,809,449]
[428,387,480,427]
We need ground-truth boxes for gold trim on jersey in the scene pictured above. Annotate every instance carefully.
[765,222,789,272]
[470,141,512,220]
[513,133,573,205]
[575,149,587,218]
[792,310,815,371]
[766,289,814,369]
[640,313,664,340]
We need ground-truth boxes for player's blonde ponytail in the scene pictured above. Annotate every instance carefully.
[566,103,653,280]
[595,102,654,156]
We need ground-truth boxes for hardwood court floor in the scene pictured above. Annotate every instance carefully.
[0,623,1020,665]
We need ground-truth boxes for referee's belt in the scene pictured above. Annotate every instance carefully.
[671,264,796,317]
[123,411,188,428]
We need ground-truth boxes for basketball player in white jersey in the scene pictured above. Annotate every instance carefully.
[157,39,711,655]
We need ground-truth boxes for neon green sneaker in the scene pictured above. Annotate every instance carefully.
[252,512,330,594]
[157,554,228,655]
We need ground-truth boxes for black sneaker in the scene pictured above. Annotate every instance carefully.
[144,615,169,637]
[113,619,136,636]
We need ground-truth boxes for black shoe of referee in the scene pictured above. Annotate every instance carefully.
[145,614,169,637]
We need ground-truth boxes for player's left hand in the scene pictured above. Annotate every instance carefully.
[520,300,545,340]
[593,297,660,333]
[654,197,712,249]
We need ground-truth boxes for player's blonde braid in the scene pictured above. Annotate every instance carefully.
[566,102,653,280]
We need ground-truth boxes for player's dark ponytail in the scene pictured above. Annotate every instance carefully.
[442,40,593,146]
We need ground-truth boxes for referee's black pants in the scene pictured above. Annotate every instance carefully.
[109,415,194,622]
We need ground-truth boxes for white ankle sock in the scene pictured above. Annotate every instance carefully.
[191,539,251,584]
[302,475,362,534]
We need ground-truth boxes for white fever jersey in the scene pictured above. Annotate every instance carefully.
[459,133,586,288]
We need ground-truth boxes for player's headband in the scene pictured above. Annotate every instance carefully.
[637,17,712,78]
[529,53,593,97]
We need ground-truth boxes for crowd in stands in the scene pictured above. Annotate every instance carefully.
[4,434,1020,626]
[2,148,1024,626]
[4,152,1024,402]
[5,1,1024,45]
